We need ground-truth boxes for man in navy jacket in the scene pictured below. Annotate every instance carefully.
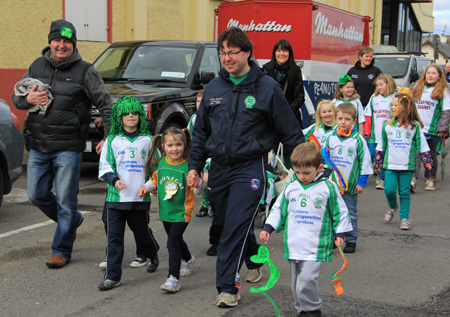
[188,27,303,308]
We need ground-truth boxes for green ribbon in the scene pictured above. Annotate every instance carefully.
[338,74,352,86]
[250,245,281,317]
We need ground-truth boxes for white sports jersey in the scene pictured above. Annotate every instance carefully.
[187,114,197,135]
[325,130,373,194]
[302,123,337,148]
[332,98,365,125]
[266,174,352,262]
[99,134,152,203]
[376,121,430,170]
[415,86,450,135]
[364,93,396,144]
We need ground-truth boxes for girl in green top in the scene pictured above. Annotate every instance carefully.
[139,127,203,293]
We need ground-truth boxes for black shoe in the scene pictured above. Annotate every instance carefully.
[206,244,218,256]
[147,254,159,273]
[343,242,356,253]
[298,310,321,317]
[207,207,214,217]
[196,206,208,217]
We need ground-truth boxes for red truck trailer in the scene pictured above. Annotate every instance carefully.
[216,0,371,124]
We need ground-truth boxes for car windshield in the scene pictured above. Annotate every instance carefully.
[374,57,410,78]
[94,45,196,82]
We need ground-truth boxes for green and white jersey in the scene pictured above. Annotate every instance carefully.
[302,122,337,148]
[364,93,396,144]
[152,158,195,223]
[325,130,373,194]
[266,174,352,262]
[99,133,152,203]
[376,121,430,170]
[187,114,197,136]
[332,98,365,126]
[415,86,450,135]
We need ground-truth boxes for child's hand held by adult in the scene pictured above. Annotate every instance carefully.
[187,170,201,187]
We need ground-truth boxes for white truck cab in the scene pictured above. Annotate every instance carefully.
[374,51,432,88]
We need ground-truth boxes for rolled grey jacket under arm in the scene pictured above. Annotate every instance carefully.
[14,78,54,116]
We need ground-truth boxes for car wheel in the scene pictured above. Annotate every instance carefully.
[161,122,182,133]
[0,168,4,207]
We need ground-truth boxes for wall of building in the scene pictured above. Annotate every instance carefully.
[0,0,435,123]
[0,0,221,122]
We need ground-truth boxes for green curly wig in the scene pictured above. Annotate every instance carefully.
[109,96,149,136]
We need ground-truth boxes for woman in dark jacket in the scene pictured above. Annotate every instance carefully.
[347,46,382,108]
[263,39,305,128]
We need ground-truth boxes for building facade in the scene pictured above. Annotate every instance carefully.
[0,0,434,120]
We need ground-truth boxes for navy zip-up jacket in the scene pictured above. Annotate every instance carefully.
[189,60,304,173]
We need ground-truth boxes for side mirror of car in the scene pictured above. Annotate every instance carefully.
[200,71,216,84]
[409,70,419,84]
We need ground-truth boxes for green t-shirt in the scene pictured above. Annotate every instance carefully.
[229,68,250,85]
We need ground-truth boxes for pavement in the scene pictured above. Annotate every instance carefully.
[1,146,450,316]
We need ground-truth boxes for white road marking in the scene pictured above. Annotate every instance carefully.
[0,210,91,239]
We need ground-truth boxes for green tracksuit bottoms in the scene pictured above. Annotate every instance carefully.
[384,170,413,220]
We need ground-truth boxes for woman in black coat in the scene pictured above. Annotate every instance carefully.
[263,39,305,128]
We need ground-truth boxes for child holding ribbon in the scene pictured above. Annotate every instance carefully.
[139,127,204,293]
[302,100,337,147]
[333,74,365,134]
[260,142,352,316]
[325,103,373,253]
[374,93,433,230]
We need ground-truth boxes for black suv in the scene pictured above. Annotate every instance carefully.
[84,41,221,161]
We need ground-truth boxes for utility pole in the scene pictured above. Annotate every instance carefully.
[434,34,440,62]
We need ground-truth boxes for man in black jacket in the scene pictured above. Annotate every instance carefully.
[188,27,303,308]
[12,19,112,269]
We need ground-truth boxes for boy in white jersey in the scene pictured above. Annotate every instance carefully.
[260,142,352,317]
[97,96,160,290]
[325,103,373,253]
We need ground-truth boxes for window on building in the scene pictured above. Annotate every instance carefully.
[65,0,108,42]
[382,1,422,53]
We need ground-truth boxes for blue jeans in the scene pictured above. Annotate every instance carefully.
[27,149,83,261]
[342,193,358,244]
